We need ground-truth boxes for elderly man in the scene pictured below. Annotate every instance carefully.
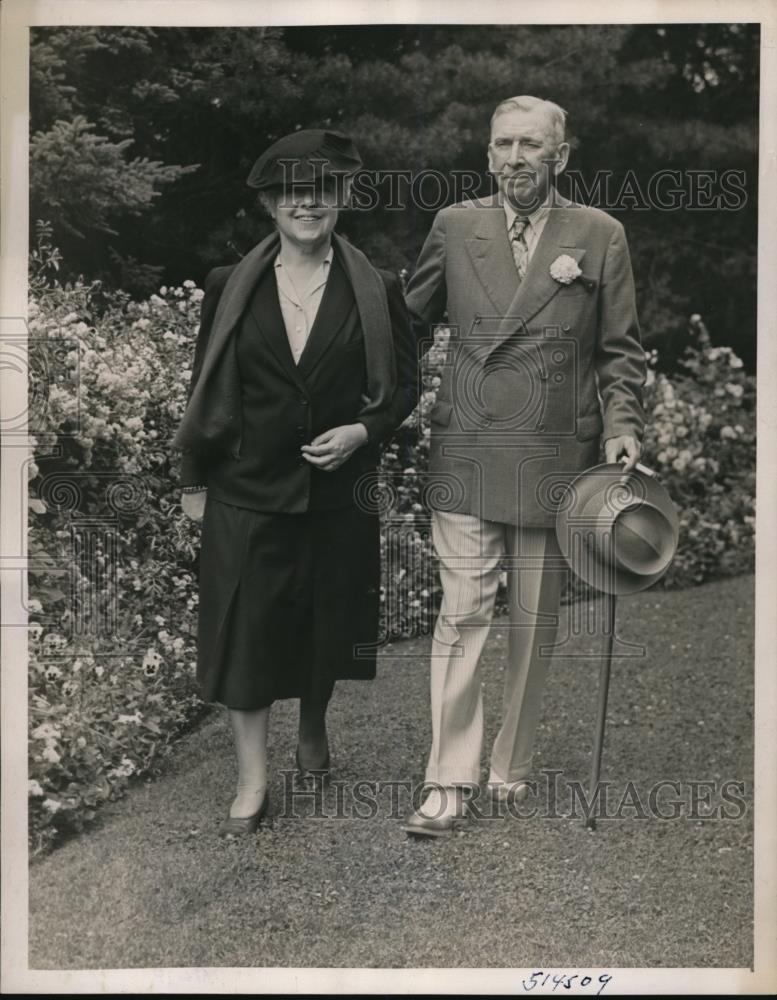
[403,95,646,836]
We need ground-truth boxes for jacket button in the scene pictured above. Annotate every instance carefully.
[474,314,481,325]
[537,422,546,431]
[482,416,492,427]
[300,397,309,406]
[562,323,571,332]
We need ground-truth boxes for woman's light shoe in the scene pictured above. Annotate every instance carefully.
[218,789,269,837]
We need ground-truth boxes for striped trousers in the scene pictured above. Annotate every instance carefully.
[426,510,566,786]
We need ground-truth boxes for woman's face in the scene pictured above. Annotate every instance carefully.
[266,182,341,251]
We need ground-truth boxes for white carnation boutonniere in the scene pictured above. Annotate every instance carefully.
[550,254,583,285]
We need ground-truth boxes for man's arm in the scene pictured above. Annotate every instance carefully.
[357,270,419,444]
[405,210,449,351]
[596,222,646,469]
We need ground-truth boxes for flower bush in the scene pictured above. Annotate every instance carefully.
[28,264,208,852]
[27,254,755,850]
[641,341,755,586]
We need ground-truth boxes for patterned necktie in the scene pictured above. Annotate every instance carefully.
[510,217,530,279]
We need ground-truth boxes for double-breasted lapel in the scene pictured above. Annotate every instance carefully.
[464,203,520,318]
[489,195,587,352]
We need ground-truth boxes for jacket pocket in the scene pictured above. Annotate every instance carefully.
[576,412,603,441]
[430,400,453,426]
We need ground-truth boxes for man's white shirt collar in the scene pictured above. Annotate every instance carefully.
[503,200,550,234]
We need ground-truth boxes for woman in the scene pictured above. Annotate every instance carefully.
[173,130,417,835]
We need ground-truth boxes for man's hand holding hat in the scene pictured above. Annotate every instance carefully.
[604,434,641,473]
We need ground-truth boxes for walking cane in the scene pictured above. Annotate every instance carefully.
[556,462,678,832]
[586,590,617,831]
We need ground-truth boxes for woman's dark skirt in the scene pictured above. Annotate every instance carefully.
[197,498,381,710]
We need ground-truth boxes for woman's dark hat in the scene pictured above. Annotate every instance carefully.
[555,463,679,596]
[247,129,362,190]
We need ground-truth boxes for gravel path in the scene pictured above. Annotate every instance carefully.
[29,576,754,969]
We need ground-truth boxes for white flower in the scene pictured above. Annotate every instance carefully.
[109,757,136,779]
[724,382,744,398]
[729,355,744,369]
[28,598,43,614]
[720,426,737,440]
[32,722,59,741]
[28,779,44,797]
[41,746,61,764]
[549,254,583,285]
[117,713,141,725]
[43,798,62,813]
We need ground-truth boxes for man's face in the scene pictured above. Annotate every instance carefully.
[268,181,341,249]
[488,107,569,212]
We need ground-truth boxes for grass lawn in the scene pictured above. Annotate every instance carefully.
[28,575,754,969]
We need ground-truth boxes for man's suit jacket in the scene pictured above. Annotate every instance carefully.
[406,193,646,527]
[173,230,418,493]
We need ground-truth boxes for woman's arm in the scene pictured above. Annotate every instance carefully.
[178,265,234,489]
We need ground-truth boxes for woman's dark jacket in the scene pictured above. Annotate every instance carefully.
[173,230,418,507]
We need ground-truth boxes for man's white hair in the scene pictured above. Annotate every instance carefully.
[490,95,567,146]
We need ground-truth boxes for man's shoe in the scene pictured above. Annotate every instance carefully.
[401,786,469,838]
[218,790,269,837]
[401,809,461,838]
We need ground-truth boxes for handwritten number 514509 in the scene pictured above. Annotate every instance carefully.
[521,972,613,994]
